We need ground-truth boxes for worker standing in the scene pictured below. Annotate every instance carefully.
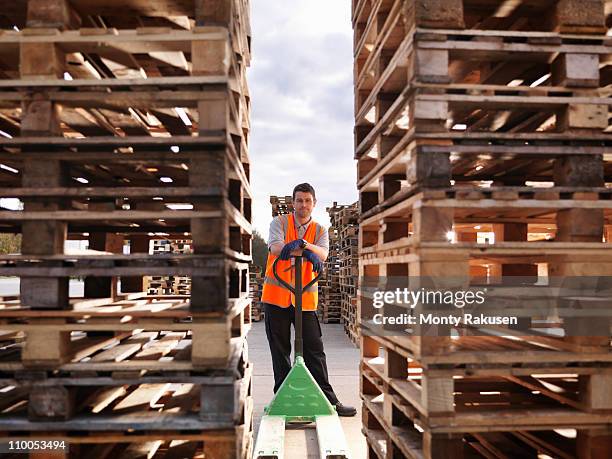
[261,183,357,417]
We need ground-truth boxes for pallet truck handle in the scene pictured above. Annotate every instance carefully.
[272,256,296,293]
[272,256,324,292]
[272,255,323,359]
[303,265,323,291]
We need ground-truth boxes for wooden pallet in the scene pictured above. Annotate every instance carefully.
[0,294,251,370]
[342,297,359,345]
[146,239,194,295]
[269,195,293,217]
[362,333,612,458]
[249,266,264,322]
[353,0,612,456]
[0,358,253,458]
[0,1,254,456]
[363,395,589,459]
[326,202,360,341]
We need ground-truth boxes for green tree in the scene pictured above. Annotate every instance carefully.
[252,230,268,270]
[0,233,21,254]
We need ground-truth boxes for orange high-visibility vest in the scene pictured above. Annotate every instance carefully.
[261,213,324,311]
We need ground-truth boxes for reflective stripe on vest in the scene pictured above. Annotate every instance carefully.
[263,274,318,292]
[261,213,320,310]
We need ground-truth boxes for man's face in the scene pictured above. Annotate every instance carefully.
[294,191,315,219]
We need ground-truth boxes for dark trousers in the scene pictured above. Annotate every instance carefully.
[264,303,339,405]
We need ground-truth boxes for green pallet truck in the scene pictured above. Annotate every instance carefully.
[253,255,350,459]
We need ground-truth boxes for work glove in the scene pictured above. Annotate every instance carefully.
[279,239,304,260]
[303,249,323,273]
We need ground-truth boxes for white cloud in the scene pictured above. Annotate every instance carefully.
[248,0,357,237]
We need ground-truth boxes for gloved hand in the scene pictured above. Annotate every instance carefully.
[279,239,304,260]
[303,249,323,273]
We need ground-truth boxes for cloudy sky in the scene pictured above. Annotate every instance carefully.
[248,0,357,237]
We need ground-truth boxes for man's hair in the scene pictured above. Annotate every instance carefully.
[292,183,316,200]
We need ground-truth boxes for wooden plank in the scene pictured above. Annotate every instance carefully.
[29,452,69,459]
[118,441,163,459]
[85,386,128,413]
[0,135,224,147]
[72,332,133,362]
[417,36,610,56]
[416,93,611,109]
[0,75,227,88]
[90,343,142,362]
[69,0,195,17]
[162,383,199,412]
[506,375,582,411]
[0,210,222,220]
[113,383,170,411]
[0,186,225,199]
[0,386,29,413]
[0,431,235,443]
[0,412,237,431]
[0,265,227,277]
[162,440,199,459]
[132,332,185,360]
[0,90,230,108]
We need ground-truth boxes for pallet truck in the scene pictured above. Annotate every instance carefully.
[253,255,351,459]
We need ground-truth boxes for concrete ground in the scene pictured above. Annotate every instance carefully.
[248,320,367,458]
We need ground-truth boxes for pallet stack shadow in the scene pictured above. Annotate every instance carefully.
[353,0,611,457]
[337,203,359,344]
[319,203,343,324]
[249,265,264,321]
[0,0,253,458]
[146,239,193,295]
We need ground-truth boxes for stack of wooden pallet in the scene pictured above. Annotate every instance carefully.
[0,0,253,457]
[249,265,264,321]
[337,203,360,344]
[353,0,611,457]
[269,195,294,217]
[146,239,194,296]
[319,203,345,324]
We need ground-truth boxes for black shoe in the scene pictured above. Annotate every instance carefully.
[335,402,357,417]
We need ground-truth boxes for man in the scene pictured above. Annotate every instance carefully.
[261,183,357,417]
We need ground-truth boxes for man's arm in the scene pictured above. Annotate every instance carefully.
[303,240,327,261]
[271,240,326,260]
[269,241,303,257]
[304,225,328,261]
[268,217,304,257]
[268,217,328,260]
